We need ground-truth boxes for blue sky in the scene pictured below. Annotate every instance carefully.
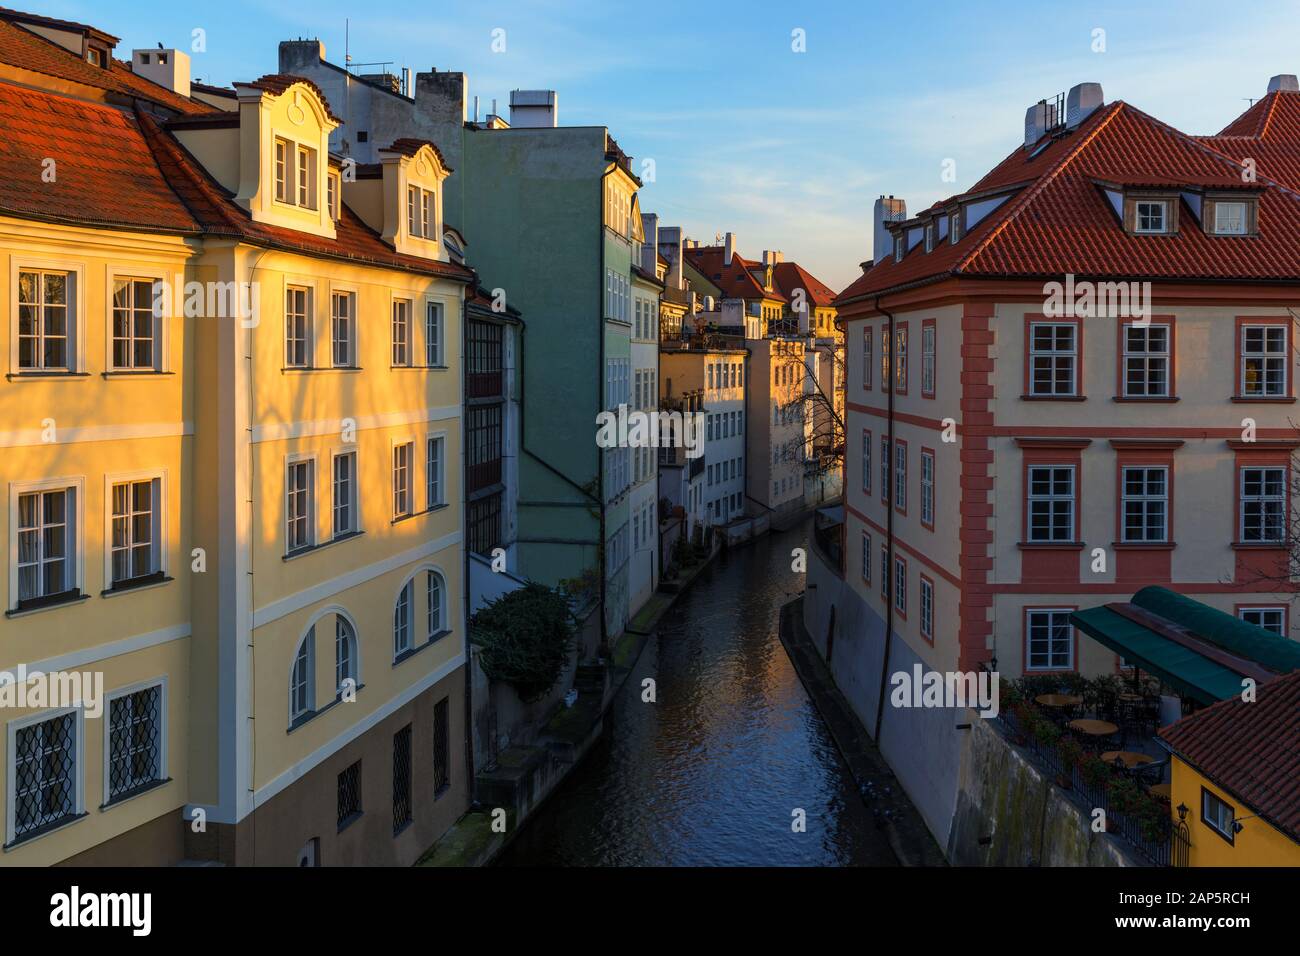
[44,0,1300,291]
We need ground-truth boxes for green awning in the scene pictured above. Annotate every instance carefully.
[1070,587,1300,706]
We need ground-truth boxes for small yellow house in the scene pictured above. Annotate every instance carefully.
[0,9,475,866]
[1159,668,1300,866]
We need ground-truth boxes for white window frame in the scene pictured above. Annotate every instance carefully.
[861,531,872,584]
[392,297,413,367]
[920,577,934,640]
[331,449,358,538]
[285,284,313,369]
[1134,199,1168,234]
[861,429,872,494]
[101,676,168,807]
[921,323,935,395]
[920,450,934,526]
[8,475,85,614]
[11,258,86,375]
[1213,200,1247,235]
[108,274,165,372]
[1239,465,1287,544]
[426,569,447,638]
[335,614,359,695]
[1120,465,1168,543]
[1026,608,1075,671]
[1028,321,1077,396]
[893,557,907,614]
[425,300,444,367]
[329,288,356,368]
[103,469,167,589]
[1027,464,1076,543]
[427,433,446,509]
[327,170,341,221]
[1240,324,1288,398]
[1238,606,1286,635]
[289,628,315,722]
[1122,322,1170,398]
[284,453,317,554]
[6,706,86,846]
[394,580,413,658]
[894,441,907,510]
[392,439,415,519]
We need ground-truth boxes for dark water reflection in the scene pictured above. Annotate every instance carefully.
[498,521,898,866]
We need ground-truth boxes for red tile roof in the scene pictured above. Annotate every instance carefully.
[685,246,786,302]
[0,80,197,232]
[0,17,215,116]
[772,260,837,308]
[0,75,472,282]
[836,96,1300,305]
[1158,668,1300,844]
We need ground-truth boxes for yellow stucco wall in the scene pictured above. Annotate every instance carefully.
[1171,756,1300,866]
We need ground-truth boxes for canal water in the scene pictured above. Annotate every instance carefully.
[498,520,898,866]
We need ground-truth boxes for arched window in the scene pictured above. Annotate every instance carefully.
[335,616,358,693]
[426,570,445,637]
[394,581,412,657]
[290,628,314,722]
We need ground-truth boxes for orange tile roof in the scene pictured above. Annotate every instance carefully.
[685,246,786,302]
[238,74,343,124]
[0,80,197,232]
[837,97,1300,305]
[0,16,215,116]
[772,260,837,308]
[1159,668,1300,844]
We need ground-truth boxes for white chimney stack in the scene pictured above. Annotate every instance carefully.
[873,196,907,265]
[724,232,736,266]
[1268,74,1299,92]
[133,48,191,98]
[1066,82,1104,128]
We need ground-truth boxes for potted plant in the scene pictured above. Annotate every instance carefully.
[1055,737,1084,788]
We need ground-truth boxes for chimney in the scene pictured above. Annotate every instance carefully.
[661,225,684,289]
[1024,99,1059,149]
[133,48,191,98]
[641,213,659,273]
[724,232,736,266]
[401,67,412,97]
[1268,74,1300,92]
[873,195,907,265]
[1065,82,1104,128]
[509,89,558,127]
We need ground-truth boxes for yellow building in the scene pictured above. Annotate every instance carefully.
[1159,669,1300,866]
[0,10,473,865]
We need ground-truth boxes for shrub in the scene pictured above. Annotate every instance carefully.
[471,582,576,702]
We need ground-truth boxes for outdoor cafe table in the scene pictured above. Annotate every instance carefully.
[1035,694,1083,709]
[1068,718,1119,737]
[1101,750,1154,769]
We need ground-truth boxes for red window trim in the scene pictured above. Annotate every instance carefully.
[893,553,908,620]
[895,321,909,396]
[1018,439,1087,548]
[1110,439,1180,549]
[861,529,872,585]
[921,318,936,399]
[879,326,889,394]
[1114,314,1177,401]
[1023,604,1080,674]
[1233,315,1296,402]
[894,437,908,517]
[918,573,935,644]
[1231,445,1291,548]
[920,446,936,531]
[1022,312,1085,401]
[862,427,873,496]
[862,325,873,391]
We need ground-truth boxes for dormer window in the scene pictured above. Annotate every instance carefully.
[1134,200,1168,234]
[924,222,935,252]
[327,171,340,221]
[274,137,318,210]
[407,186,435,239]
[1213,200,1248,235]
[948,210,961,244]
[893,231,905,263]
[86,48,105,68]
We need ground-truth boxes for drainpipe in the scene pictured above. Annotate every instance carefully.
[461,293,474,799]
[873,295,895,743]
[597,165,612,653]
